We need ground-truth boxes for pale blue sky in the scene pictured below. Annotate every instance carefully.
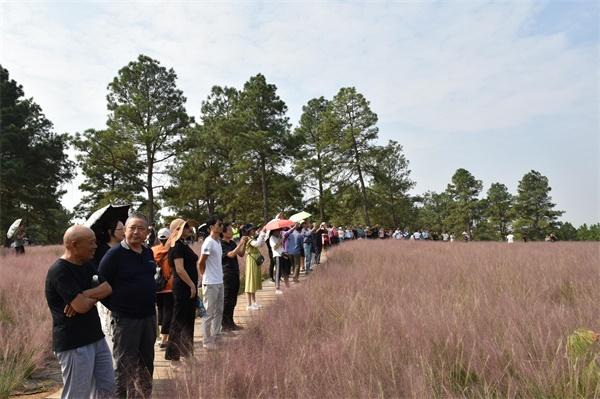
[1,1,598,225]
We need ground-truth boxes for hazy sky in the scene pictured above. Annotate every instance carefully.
[2,1,598,225]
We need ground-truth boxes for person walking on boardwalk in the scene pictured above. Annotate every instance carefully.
[301,222,317,273]
[221,223,248,331]
[152,227,173,349]
[197,216,224,351]
[313,222,327,265]
[98,214,156,398]
[243,224,267,310]
[164,219,198,364]
[269,229,290,294]
[45,225,115,398]
[283,222,303,283]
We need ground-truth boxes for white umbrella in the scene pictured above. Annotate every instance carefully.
[289,211,311,223]
[7,218,22,239]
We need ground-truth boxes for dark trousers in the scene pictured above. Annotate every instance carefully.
[165,289,195,361]
[314,246,322,264]
[222,271,240,328]
[156,292,174,335]
[112,314,155,398]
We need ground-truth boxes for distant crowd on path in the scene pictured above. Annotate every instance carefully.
[44,212,336,399]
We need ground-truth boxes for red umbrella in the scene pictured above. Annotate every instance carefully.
[264,218,294,231]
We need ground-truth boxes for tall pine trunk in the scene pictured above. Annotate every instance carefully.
[351,137,370,225]
[146,159,154,224]
[317,150,325,221]
[260,157,269,223]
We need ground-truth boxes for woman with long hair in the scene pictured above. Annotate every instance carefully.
[164,219,198,365]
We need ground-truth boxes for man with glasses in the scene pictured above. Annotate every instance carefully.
[197,216,224,350]
[98,213,156,398]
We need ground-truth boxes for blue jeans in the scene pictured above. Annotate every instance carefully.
[303,243,313,272]
[55,338,115,399]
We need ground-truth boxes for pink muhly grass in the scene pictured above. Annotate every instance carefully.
[0,245,61,398]
[173,241,599,398]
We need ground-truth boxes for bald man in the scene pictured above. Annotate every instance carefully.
[45,225,115,399]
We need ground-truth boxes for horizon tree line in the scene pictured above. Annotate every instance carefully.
[1,57,598,244]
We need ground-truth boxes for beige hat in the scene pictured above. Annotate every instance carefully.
[167,218,191,247]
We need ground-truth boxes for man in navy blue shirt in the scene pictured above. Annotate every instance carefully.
[99,213,156,398]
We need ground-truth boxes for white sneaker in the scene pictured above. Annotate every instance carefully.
[253,303,264,309]
[275,289,283,295]
[203,343,217,351]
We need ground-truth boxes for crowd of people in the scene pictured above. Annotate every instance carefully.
[44,212,338,398]
[43,210,555,398]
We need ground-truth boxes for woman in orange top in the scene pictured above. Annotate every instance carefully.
[152,228,173,348]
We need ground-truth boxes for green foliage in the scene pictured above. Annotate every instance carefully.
[72,128,145,218]
[5,56,593,237]
[162,86,237,220]
[162,77,301,225]
[106,54,192,222]
[483,182,513,240]
[444,168,483,236]
[557,222,578,241]
[417,191,452,233]
[0,65,74,244]
[576,223,600,241]
[513,170,563,240]
[329,87,379,225]
[234,74,294,222]
[368,140,415,227]
[292,97,337,221]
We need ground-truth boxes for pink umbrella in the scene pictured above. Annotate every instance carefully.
[264,218,294,231]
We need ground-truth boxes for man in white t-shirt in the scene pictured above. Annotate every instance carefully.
[198,216,224,350]
[506,233,514,243]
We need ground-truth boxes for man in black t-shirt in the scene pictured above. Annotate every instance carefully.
[221,224,248,331]
[45,225,115,398]
[99,213,157,398]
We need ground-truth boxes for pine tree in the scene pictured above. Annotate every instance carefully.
[0,65,74,244]
[106,54,192,223]
[513,170,563,240]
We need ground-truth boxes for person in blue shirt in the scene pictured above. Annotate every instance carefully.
[283,221,304,283]
[99,213,156,398]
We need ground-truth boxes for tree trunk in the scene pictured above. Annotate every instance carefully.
[146,144,154,225]
[260,157,269,223]
[351,139,370,225]
[146,161,154,223]
[356,163,370,225]
[389,190,398,226]
[316,151,325,221]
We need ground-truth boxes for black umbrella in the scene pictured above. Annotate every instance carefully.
[84,204,131,231]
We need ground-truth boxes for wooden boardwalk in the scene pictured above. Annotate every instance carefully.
[46,261,319,399]
[152,271,310,397]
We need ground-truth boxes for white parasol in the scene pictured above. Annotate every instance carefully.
[6,218,22,239]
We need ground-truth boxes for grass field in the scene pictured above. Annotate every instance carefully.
[173,241,600,398]
[1,241,598,398]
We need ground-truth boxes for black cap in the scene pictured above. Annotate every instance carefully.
[241,223,256,235]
